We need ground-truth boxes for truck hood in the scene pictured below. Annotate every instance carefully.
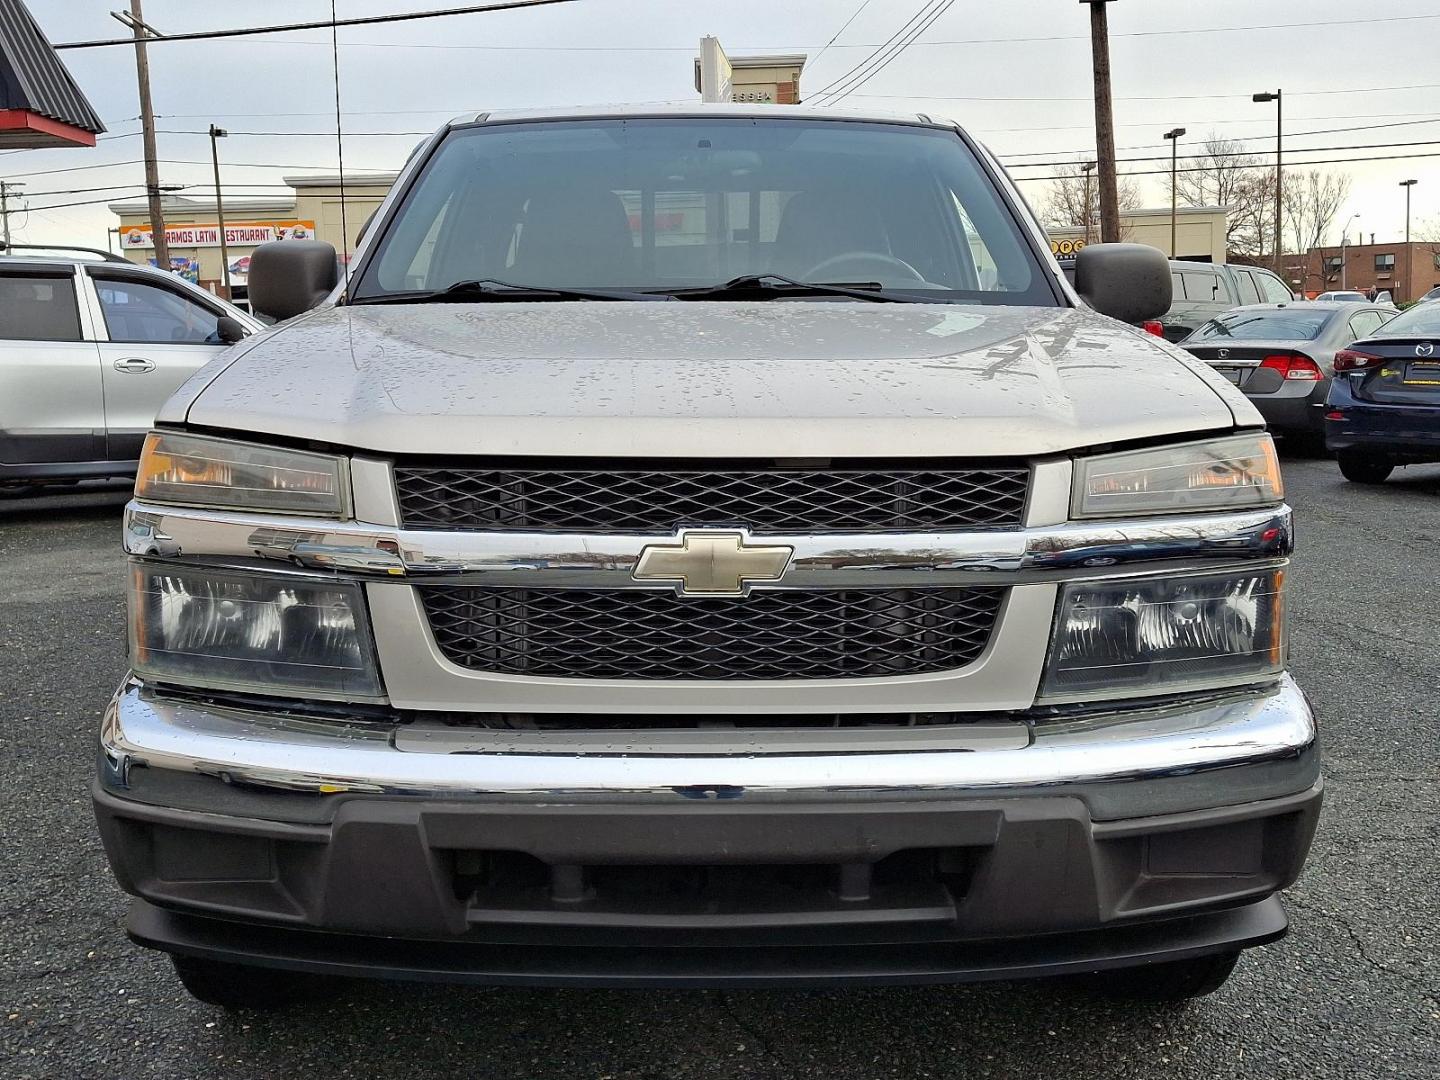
[181,302,1248,458]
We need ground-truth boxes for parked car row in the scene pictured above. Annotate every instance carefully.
[1177,299,1440,483]
[1179,301,1392,450]
[1057,249,1438,484]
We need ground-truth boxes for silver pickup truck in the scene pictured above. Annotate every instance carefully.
[94,105,1318,1009]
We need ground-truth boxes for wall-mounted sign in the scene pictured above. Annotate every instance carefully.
[1049,238,1087,256]
[119,220,316,249]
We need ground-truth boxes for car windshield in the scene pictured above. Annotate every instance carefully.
[352,117,1055,304]
[1374,303,1440,337]
[1189,309,1331,342]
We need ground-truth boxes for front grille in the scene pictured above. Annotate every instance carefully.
[394,462,1030,533]
[419,587,1004,680]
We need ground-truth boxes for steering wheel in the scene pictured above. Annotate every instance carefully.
[803,251,927,285]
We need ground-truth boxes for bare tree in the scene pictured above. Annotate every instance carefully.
[1163,134,1269,255]
[1413,218,1440,294]
[1039,163,1141,235]
[1285,168,1351,256]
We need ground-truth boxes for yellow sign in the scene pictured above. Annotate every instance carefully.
[1049,238,1087,257]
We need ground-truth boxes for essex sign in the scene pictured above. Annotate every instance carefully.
[119,220,317,250]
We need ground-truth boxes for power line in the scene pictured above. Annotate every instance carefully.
[122,12,1440,52]
[807,1,947,103]
[976,110,1440,136]
[820,0,957,106]
[808,0,873,70]
[1013,148,1440,183]
[53,0,580,50]
[844,81,1440,104]
[1002,117,1440,163]
[1005,137,1440,171]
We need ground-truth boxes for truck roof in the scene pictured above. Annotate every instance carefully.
[447,102,960,130]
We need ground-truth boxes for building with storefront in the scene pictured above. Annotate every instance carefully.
[1046,206,1229,264]
[108,173,396,295]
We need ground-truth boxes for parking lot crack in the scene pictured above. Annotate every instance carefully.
[714,990,785,1063]
[1287,896,1437,1003]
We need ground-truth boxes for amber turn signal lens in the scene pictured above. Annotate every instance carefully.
[135,431,346,516]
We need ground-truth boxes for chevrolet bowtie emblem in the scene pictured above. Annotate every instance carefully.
[633,530,794,597]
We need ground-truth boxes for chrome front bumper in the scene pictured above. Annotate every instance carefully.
[100,675,1319,822]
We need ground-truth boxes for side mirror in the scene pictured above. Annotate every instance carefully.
[248,239,339,322]
[215,315,247,344]
[1073,243,1172,324]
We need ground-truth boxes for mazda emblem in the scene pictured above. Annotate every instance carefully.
[1416,342,1435,357]
[1216,348,1229,359]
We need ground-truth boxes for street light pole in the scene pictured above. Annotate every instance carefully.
[1081,161,1096,244]
[1400,179,1417,302]
[1253,89,1282,269]
[1163,127,1186,257]
[209,125,230,298]
[1081,1,1120,243]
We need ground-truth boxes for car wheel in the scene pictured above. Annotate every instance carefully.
[1337,452,1394,484]
[1084,950,1241,1001]
[171,955,315,1010]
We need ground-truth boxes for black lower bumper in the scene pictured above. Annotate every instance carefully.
[127,895,1289,989]
[98,777,1320,988]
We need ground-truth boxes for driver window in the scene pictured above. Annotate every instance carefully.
[91,276,221,344]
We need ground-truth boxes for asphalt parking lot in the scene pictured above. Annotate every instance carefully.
[2,458,1437,1080]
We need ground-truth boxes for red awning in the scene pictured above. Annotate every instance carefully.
[0,109,98,149]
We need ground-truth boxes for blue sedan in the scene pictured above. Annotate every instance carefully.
[1325,302,1440,483]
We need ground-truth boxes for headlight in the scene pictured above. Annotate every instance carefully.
[129,564,383,700]
[1072,435,1282,518]
[136,432,347,516]
[1041,567,1285,701]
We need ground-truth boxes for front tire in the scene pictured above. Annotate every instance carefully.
[1337,451,1394,484]
[171,955,315,1010]
[1087,950,1241,1001]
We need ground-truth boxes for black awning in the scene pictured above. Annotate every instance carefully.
[0,0,105,148]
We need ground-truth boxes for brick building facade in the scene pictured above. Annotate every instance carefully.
[1296,241,1440,302]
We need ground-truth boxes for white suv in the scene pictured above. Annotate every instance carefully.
[0,245,259,494]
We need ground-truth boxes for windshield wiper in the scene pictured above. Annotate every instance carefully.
[352,278,670,305]
[659,273,914,303]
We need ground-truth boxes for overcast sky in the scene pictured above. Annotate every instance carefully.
[10,0,1440,251]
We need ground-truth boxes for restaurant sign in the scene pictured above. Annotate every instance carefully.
[119,220,317,249]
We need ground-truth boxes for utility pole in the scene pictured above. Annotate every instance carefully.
[1253,89,1282,269]
[1082,1,1120,243]
[0,181,22,248]
[1163,128,1186,257]
[210,125,230,298]
[1401,179,1417,302]
[1339,213,1359,291]
[1081,161,1096,244]
[122,1,170,271]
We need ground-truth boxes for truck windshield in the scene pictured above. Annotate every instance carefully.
[351,117,1055,305]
